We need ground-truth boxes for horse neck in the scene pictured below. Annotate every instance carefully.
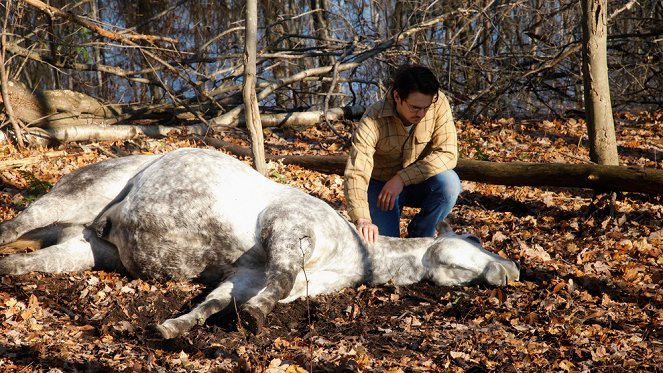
[364,236,435,285]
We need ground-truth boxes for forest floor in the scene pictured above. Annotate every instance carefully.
[0,112,661,372]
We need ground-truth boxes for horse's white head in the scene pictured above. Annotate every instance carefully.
[424,221,520,286]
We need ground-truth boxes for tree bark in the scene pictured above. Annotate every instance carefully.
[0,1,25,148]
[311,0,336,105]
[581,0,619,166]
[203,138,663,196]
[243,0,266,175]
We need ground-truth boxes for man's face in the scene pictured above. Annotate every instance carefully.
[393,91,435,125]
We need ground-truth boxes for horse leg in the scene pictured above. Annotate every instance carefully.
[154,269,264,339]
[0,226,124,274]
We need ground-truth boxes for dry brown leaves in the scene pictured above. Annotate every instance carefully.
[0,114,661,372]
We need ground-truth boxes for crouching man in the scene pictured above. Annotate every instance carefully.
[345,64,462,244]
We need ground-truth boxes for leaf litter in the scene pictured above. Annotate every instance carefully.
[0,114,661,371]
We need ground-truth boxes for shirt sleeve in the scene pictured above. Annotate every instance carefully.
[397,94,458,185]
[344,117,379,223]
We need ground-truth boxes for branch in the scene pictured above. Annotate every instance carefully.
[22,0,220,122]
[208,13,453,128]
[4,42,159,85]
[22,0,178,45]
[257,106,364,127]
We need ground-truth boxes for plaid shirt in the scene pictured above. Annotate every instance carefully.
[344,90,458,223]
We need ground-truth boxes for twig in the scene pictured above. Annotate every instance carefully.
[298,237,314,372]
[646,140,663,152]
[22,0,178,45]
[211,15,452,128]
[0,151,67,170]
[322,62,350,143]
[87,143,117,158]
[560,152,594,164]
[22,0,219,125]
[3,41,159,85]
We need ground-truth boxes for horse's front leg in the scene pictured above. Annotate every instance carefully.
[153,269,265,339]
[239,219,313,334]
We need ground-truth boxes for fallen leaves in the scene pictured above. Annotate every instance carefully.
[0,114,662,371]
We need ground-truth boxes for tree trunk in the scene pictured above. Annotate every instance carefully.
[581,0,619,166]
[89,0,104,95]
[0,1,25,148]
[243,0,266,175]
[203,138,663,196]
[311,0,336,104]
[261,0,291,108]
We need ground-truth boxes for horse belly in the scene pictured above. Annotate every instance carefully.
[112,189,272,281]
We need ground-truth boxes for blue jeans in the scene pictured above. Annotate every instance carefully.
[367,170,461,238]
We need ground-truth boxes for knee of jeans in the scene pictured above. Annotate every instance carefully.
[429,171,462,198]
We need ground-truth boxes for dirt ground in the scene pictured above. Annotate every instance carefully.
[0,114,661,372]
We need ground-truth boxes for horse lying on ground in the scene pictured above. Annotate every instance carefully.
[0,148,520,338]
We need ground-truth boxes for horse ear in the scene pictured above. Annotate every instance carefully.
[436,220,454,237]
[465,235,482,245]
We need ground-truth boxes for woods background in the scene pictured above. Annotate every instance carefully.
[1,0,661,128]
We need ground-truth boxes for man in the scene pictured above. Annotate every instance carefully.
[344,64,461,244]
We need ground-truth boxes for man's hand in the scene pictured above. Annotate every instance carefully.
[356,218,379,244]
[378,174,405,211]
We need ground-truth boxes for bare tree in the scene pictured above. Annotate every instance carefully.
[0,0,25,148]
[244,0,266,174]
[1,0,660,135]
[581,0,619,166]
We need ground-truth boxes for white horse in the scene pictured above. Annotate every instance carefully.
[0,148,519,338]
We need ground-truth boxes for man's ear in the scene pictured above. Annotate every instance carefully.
[393,90,401,103]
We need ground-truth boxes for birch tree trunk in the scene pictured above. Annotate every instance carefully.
[581,0,619,166]
[243,0,266,175]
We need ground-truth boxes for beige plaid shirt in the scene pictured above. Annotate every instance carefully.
[344,90,458,223]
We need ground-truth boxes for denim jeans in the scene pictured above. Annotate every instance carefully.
[367,170,461,238]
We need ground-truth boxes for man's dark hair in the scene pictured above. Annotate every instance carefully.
[392,64,440,100]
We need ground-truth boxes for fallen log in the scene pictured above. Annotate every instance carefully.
[1,80,363,130]
[27,123,209,146]
[258,106,365,127]
[0,81,123,126]
[203,138,663,196]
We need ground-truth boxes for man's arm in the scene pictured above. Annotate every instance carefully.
[344,118,380,242]
[344,118,378,223]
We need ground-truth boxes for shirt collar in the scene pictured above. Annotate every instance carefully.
[377,90,399,119]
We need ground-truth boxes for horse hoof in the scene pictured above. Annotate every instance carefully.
[238,305,265,335]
